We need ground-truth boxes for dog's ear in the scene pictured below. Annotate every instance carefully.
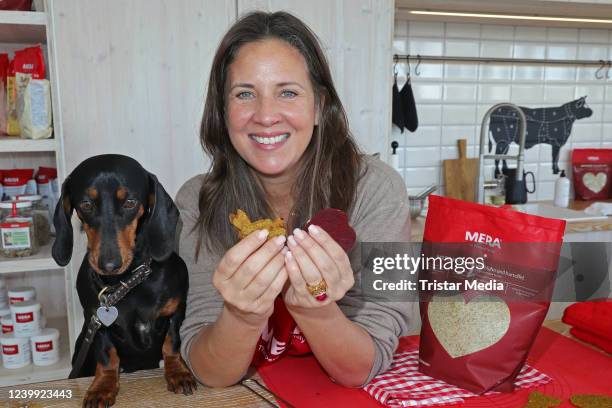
[144,173,179,261]
[52,177,73,266]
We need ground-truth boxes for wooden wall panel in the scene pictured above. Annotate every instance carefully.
[48,0,237,197]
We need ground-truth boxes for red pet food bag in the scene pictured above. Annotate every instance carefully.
[572,148,612,200]
[418,195,565,393]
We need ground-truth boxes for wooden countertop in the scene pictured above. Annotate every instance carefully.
[410,199,612,241]
[0,321,606,407]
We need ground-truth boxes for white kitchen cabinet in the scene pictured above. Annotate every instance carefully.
[0,1,72,387]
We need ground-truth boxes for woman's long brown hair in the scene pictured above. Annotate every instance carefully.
[195,11,363,257]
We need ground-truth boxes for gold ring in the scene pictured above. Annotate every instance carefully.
[306,279,327,296]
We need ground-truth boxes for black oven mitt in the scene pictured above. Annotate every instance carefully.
[399,79,418,132]
[392,79,406,133]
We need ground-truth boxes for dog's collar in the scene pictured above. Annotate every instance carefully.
[69,257,153,379]
[92,257,153,307]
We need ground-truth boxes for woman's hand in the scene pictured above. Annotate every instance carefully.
[283,224,355,310]
[213,229,288,328]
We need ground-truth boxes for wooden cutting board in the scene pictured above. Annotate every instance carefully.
[443,139,478,202]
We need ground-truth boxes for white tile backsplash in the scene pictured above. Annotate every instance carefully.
[442,105,477,125]
[404,126,441,146]
[546,44,577,60]
[480,41,513,59]
[396,21,612,202]
[446,23,480,39]
[481,24,514,41]
[580,29,610,44]
[514,43,546,59]
[418,105,443,125]
[408,21,444,37]
[577,44,609,60]
[404,167,439,188]
[446,39,479,57]
[479,65,512,80]
[511,84,545,102]
[544,66,577,81]
[413,62,444,79]
[412,83,443,101]
[548,28,579,43]
[409,39,443,56]
[513,66,545,81]
[405,147,440,167]
[444,63,478,80]
[575,84,605,101]
[441,126,477,146]
[544,85,576,102]
[478,84,511,102]
[444,84,477,102]
[514,26,547,41]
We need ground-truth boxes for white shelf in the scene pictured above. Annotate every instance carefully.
[0,317,71,387]
[0,11,47,44]
[0,136,56,152]
[0,242,61,275]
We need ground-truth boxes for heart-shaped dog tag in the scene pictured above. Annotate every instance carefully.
[96,306,118,327]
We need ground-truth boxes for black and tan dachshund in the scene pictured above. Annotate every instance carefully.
[52,154,196,407]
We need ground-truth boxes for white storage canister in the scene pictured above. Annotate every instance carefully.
[0,278,7,305]
[0,333,31,369]
[8,286,36,304]
[30,328,59,366]
[10,300,41,337]
[1,316,13,334]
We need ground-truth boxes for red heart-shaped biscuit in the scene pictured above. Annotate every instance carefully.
[304,208,356,252]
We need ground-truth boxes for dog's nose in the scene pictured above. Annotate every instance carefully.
[103,261,120,273]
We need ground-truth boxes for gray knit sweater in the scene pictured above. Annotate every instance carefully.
[176,155,414,385]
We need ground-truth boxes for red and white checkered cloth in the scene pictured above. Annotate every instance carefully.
[363,346,551,407]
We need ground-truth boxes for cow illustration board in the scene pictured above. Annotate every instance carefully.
[488,97,593,174]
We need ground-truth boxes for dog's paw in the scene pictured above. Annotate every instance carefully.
[165,369,197,395]
[82,387,118,408]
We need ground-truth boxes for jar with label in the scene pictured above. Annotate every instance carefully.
[30,328,60,366]
[0,200,38,257]
[11,195,51,245]
[8,286,36,304]
[0,332,31,369]
[10,300,42,337]
[1,316,13,334]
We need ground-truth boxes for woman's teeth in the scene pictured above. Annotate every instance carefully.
[251,133,289,145]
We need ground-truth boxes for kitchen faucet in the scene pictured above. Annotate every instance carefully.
[477,103,527,204]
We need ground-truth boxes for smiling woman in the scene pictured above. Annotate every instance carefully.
[226,38,317,180]
[176,11,413,390]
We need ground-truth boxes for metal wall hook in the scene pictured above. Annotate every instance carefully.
[595,59,606,79]
[406,54,411,79]
[415,54,422,76]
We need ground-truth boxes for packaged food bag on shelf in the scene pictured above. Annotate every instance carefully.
[572,148,612,200]
[14,46,51,140]
[0,53,9,136]
[0,0,33,11]
[6,59,18,136]
[418,195,566,394]
[17,75,52,139]
[2,169,34,198]
[36,166,57,213]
